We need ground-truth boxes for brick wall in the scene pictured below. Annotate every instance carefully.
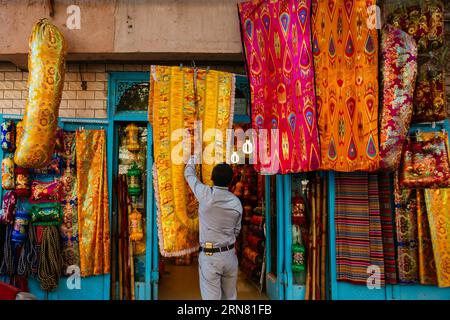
[0,62,134,118]
[0,62,245,119]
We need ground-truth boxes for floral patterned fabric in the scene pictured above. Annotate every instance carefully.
[238,0,321,174]
[32,154,62,175]
[14,19,66,168]
[412,62,446,123]
[0,191,17,225]
[379,24,418,170]
[400,134,450,188]
[14,167,30,197]
[387,2,446,123]
[60,131,80,275]
[394,173,419,283]
[76,130,110,276]
[388,3,444,53]
[30,203,63,226]
[424,188,450,287]
[416,189,438,285]
[29,180,62,203]
[1,156,15,190]
[312,0,380,171]
[1,121,15,153]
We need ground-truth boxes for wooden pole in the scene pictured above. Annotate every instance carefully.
[127,201,135,300]
[311,179,317,300]
[305,182,313,300]
[122,175,130,300]
[110,176,117,300]
[314,176,319,300]
[118,176,123,300]
[321,176,328,300]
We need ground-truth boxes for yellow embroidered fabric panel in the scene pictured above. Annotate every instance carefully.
[424,188,450,287]
[150,66,235,257]
[76,130,110,277]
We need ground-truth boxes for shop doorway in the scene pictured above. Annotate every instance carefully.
[157,122,268,300]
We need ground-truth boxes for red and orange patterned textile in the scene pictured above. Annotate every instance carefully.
[238,0,320,174]
[312,0,379,171]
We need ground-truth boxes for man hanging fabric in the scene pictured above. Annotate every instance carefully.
[184,156,242,300]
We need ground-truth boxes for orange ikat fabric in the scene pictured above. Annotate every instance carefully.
[312,0,380,171]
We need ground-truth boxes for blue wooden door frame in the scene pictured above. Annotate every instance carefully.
[107,71,155,300]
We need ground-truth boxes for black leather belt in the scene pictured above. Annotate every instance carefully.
[199,243,235,253]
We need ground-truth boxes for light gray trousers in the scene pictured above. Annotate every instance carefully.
[198,249,238,300]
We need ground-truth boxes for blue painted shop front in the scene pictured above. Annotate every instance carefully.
[2,71,449,300]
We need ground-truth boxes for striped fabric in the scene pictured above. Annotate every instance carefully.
[378,173,398,284]
[335,173,385,286]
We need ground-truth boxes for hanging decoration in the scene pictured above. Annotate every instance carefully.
[150,65,235,257]
[312,0,380,171]
[14,167,31,198]
[238,0,320,174]
[129,207,143,242]
[379,24,418,170]
[127,162,142,197]
[0,191,17,225]
[1,120,16,153]
[14,18,67,168]
[2,156,15,190]
[125,123,140,153]
[29,180,63,203]
[11,209,30,245]
[30,203,63,226]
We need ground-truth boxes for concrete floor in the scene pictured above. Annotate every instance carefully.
[158,258,268,300]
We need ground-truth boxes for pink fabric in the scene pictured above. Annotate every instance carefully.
[238,0,320,174]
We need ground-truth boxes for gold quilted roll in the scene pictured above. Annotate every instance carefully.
[14,18,67,168]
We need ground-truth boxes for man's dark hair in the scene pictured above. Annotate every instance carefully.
[211,163,233,187]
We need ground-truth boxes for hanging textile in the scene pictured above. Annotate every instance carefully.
[150,65,235,257]
[312,0,379,171]
[413,62,446,123]
[335,173,385,285]
[394,173,419,283]
[379,24,418,170]
[424,188,450,287]
[388,2,444,53]
[76,130,110,276]
[238,0,320,174]
[378,173,397,284]
[60,131,80,275]
[388,1,446,123]
[416,189,438,285]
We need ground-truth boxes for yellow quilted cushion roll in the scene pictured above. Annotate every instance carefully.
[14,18,67,168]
